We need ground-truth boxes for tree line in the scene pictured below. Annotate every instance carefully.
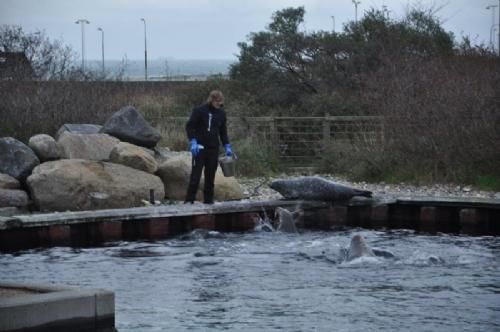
[1,6,499,187]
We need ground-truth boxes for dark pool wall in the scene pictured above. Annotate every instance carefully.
[1,198,499,251]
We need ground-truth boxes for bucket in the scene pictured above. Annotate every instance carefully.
[219,154,236,177]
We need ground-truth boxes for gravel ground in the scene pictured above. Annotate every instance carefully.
[238,174,500,201]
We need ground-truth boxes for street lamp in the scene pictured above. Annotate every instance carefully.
[140,18,148,81]
[486,5,498,51]
[331,15,335,32]
[75,19,90,72]
[97,27,105,75]
[382,5,390,19]
[352,0,361,23]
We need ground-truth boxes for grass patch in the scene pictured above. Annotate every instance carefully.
[473,174,500,191]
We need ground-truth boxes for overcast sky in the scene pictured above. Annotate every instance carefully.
[0,0,497,61]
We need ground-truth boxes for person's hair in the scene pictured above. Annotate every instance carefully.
[207,90,224,103]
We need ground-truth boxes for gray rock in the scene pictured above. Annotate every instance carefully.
[27,159,165,212]
[55,124,103,140]
[101,106,161,148]
[0,173,20,189]
[109,142,158,174]
[156,153,194,201]
[153,146,172,164]
[0,137,40,181]
[28,134,62,161]
[58,132,120,161]
[0,189,29,208]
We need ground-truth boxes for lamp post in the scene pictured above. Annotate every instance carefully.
[97,27,105,75]
[382,5,389,19]
[331,15,335,32]
[352,0,361,23]
[486,5,498,51]
[140,18,148,81]
[75,19,90,72]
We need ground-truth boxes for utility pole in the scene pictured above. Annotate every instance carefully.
[97,27,105,75]
[75,19,90,72]
[331,15,335,32]
[140,18,148,81]
[352,0,361,23]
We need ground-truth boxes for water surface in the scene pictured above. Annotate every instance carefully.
[1,229,499,332]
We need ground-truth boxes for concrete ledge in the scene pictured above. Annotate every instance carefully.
[0,200,329,230]
[0,282,115,332]
[1,197,499,251]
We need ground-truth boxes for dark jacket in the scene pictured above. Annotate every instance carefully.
[185,103,229,149]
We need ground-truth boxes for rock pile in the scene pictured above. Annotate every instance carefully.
[0,106,244,215]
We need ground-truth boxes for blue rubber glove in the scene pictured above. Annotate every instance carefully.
[190,138,199,157]
[224,143,233,157]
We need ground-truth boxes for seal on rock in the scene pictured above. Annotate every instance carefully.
[269,176,372,201]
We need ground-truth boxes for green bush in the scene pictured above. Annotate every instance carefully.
[473,174,500,191]
[232,137,283,177]
[319,140,389,181]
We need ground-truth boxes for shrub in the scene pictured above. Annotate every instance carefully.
[232,136,283,177]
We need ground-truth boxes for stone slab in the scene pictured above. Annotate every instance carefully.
[0,282,114,332]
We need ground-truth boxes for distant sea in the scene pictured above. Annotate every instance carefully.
[86,58,234,81]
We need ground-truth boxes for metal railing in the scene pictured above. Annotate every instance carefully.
[154,116,384,167]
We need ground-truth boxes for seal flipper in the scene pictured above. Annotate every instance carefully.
[353,189,372,198]
[372,248,395,259]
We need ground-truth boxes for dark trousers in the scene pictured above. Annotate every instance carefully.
[185,148,219,203]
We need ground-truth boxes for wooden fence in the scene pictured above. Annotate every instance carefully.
[155,116,383,168]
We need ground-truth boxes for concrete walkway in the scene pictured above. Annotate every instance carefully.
[0,282,115,332]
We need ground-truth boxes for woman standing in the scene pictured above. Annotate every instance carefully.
[184,90,233,204]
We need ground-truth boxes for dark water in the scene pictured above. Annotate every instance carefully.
[1,229,499,332]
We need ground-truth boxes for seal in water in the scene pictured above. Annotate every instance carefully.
[274,207,303,233]
[269,176,372,201]
[346,234,376,261]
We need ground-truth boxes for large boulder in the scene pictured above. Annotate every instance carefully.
[109,142,158,174]
[0,173,20,189]
[58,132,120,161]
[0,137,40,181]
[0,189,29,208]
[156,152,244,201]
[156,153,194,201]
[27,159,165,212]
[212,170,246,201]
[100,106,161,148]
[55,124,103,140]
[153,146,172,164]
[28,134,62,162]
